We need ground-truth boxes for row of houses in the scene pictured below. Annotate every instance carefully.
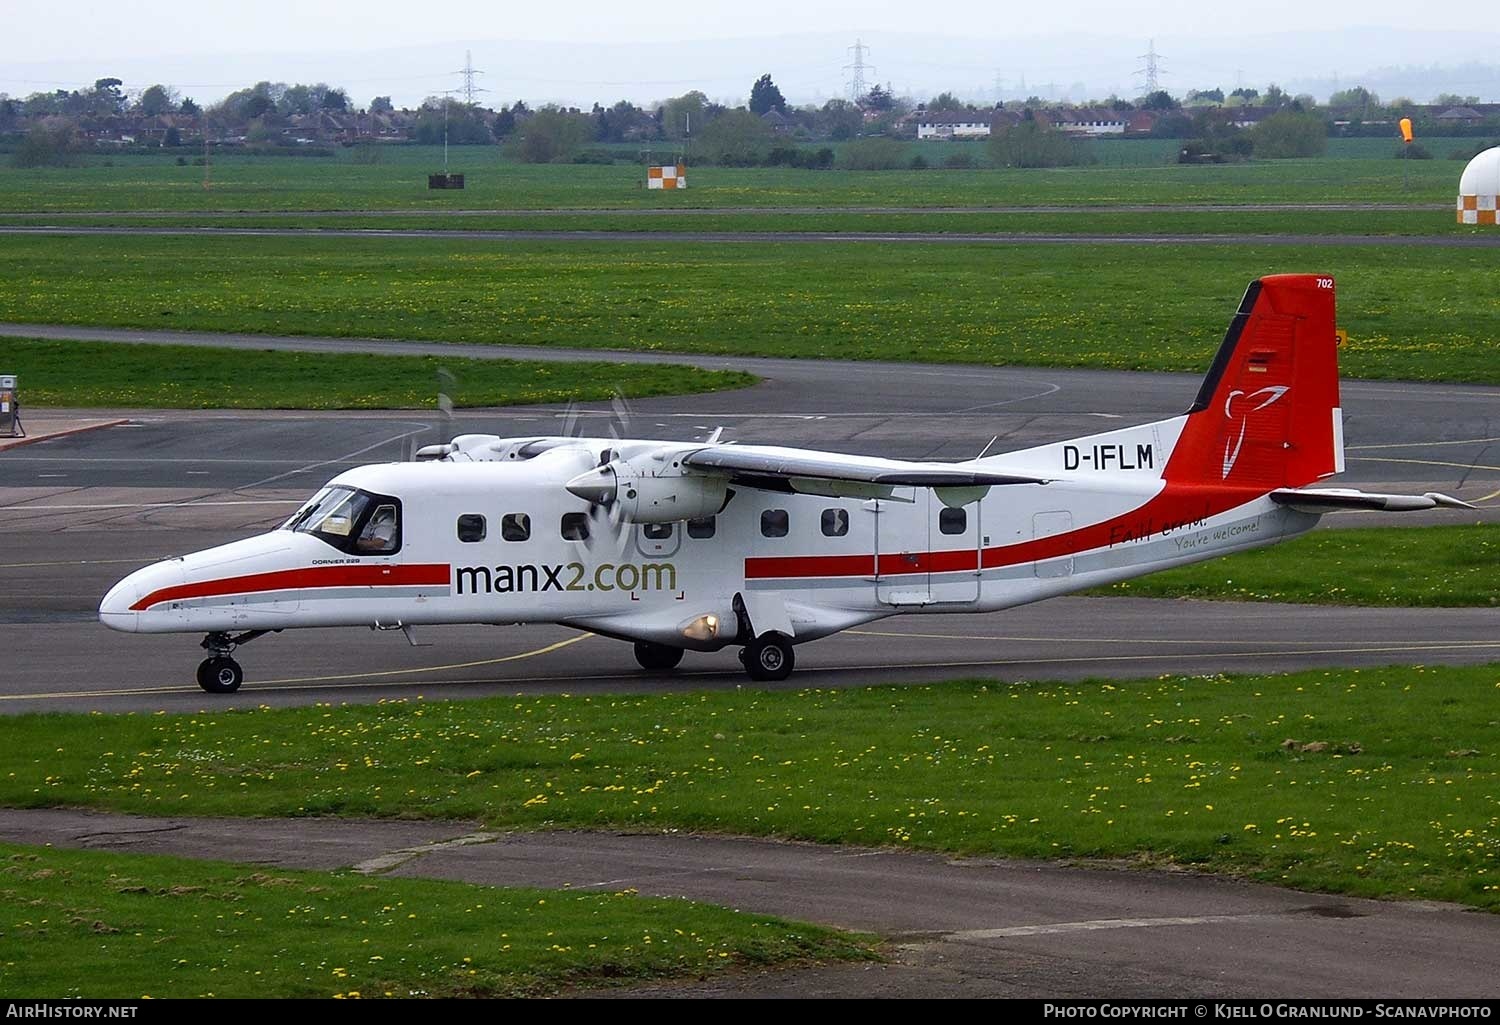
[914,103,1500,140]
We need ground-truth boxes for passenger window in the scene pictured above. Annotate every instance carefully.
[686,516,716,539]
[355,504,400,554]
[939,507,967,535]
[821,508,849,537]
[501,513,531,542]
[760,509,789,538]
[561,512,590,541]
[643,522,673,540]
[457,514,486,543]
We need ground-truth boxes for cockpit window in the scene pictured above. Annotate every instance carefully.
[284,485,402,555]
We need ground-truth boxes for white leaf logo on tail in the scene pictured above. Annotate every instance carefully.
[1222,386,1290,478]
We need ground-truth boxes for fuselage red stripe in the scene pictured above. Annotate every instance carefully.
[130,563,451,611]
[743,484,1266,580]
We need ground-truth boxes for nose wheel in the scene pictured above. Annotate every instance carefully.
[196,656,244,694]
[195,630,269,694]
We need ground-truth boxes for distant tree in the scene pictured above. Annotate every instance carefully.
[321,88,349,112]
[860,83,894,111]
[369,95,393,114]
[179,97,199,116]
[138,84,177,116]
[819,98,864,140]
[989,120,1092,167]
[749,74,787,116]
[1101,93,1135,111]
[662,90,707,139]
[513,106,588,162]
[11,125,76,167]
[244,94,276,120]
[1329,86,1378,110]
[92,77,125,113]
[1182,107,1253,161]
[163,126,182,147]
[699,108,773,164]
[1185,87,1224,105]
[1140,89,1179,111]
[1432,93,1480,106]
[928,91,966,112]
[1229,87,1259,103]
[1248,110,1326,158]
[1293,94,1317,110]
[1262,84,1288,108]
[492,106,517,138]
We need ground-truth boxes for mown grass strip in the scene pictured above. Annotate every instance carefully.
[0,151,1469,213]
[0,235,1496,384]
[0,843,867,998]
[0,209,1466,237]
[3,666,1497,909]
[1094,524,1499,607]
[0,337,754,409]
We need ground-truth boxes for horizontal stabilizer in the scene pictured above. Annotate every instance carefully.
[1269,488,1477,513]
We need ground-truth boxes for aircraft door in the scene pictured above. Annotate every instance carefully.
[875,489,933,605]
[928,498,982,603]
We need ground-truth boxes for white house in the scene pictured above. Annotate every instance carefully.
[916,112,994,140]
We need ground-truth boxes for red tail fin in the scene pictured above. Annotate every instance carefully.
[1164,274,1343,490]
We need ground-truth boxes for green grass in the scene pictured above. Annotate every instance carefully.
[0,843,866,998]
[3,666,1498,909]
[0,337,753,409]
[1,234,1496,383]
[2,208,1467,237]
[0,148,1472,214]
[1095,525,1500,607]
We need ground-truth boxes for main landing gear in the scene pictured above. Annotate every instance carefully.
[739,632,795,682]
[195,630,269,694]
[634,641,685,671]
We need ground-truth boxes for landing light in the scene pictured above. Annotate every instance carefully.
[681,614,719,642]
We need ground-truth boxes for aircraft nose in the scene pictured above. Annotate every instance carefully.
[99,560,184,633]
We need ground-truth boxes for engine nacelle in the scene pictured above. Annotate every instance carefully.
[615,462,729,523]
[566,458,729,524]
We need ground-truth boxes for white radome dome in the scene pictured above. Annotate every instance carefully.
[1458,146,1500,195]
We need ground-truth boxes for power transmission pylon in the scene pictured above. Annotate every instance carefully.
[452,50,486,105]
[844,39,873,102]
[1135,39,1165,93]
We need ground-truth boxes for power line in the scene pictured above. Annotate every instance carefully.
[844,39,873,101]
[451,49,486,105]
[1134,38,1165,93]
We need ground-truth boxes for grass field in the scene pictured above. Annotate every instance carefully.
[0,337,753,409]
[3,665,1497,910]
[1095,524,1500,607]
[0,843,866,998]
[0,146,1472,215]
[1,208,1468,237]
[1,234,1495,383]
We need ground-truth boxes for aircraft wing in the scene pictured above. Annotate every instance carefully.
[1269,488,1476,513]
[680,444,1048,490]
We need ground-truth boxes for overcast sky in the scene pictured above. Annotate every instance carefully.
[3,1,1496,106]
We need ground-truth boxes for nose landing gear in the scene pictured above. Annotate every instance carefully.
[195,630,268,694]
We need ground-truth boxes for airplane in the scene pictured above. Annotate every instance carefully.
[99,274,1473,693]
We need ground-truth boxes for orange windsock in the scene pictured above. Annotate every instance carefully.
[1399,117,1414,143]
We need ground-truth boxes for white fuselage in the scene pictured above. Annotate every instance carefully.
[99,432,1317,651]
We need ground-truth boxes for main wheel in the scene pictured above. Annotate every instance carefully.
[633,641,685,671]
[196,656,243,694]
[741,633,795,682]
